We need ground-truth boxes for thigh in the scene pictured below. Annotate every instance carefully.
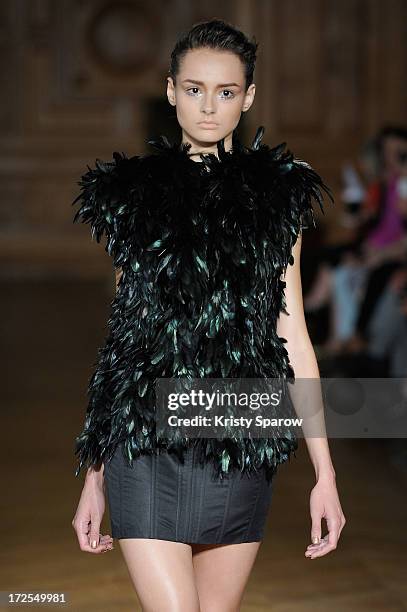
[119,538,200,612]
[191,541,262,612]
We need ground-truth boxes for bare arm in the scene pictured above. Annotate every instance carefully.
[277,231,346,558]
[277,232,335,480]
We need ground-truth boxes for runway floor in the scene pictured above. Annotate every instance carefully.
[1,277,406,611]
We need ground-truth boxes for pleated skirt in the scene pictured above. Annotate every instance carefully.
[103,441,274,544]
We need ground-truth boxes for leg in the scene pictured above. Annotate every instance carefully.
[303,262,332,311]
[355,260,403,339]
[333,262,368,342]
[367,285,404,358]
[118,538,200,612]
[191,541,262,612]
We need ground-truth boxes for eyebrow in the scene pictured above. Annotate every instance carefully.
[181,79,241,88]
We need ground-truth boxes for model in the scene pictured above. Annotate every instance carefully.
[71,18,346,611]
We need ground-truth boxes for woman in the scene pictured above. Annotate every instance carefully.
[71,19,346,611]
[304,126,407,356]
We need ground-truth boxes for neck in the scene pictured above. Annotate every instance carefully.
[181,130,234,161]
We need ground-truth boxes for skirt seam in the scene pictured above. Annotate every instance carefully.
[175,459,181,541]
[216,472,235,544]
[243,471,263,541]
[186,447,194,541]
[119,445,123,537]
[151,452,157,539]
[194,454,207,541]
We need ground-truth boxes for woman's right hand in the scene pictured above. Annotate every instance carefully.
[72,466,114,554]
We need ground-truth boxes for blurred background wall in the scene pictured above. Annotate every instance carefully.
[1,0,406,278]
[1,2,407,609]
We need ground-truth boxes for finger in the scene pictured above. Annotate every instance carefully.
[307,544,330,558]
[87,543,113,554]
[306,539,326,549]
[308,523,339,558]
[101,535,114,553]
[310,511,322,545]
[326,517,340,549]
[76,519,93,551]
[81,538,113,554]
[305,536,327,553]
[76,537,111,554]
[99,534,113,544]
[98,533,114,548]
[88,532,114,550]
[305,535,330,558]
[338,515,346,538]
[88,518,102,549]
[77,523,114,553]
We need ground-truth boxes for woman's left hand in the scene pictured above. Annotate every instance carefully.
[305,473,346,559]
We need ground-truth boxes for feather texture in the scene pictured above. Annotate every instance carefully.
[72,125,333,482]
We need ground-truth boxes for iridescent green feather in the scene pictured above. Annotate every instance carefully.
[72,126,333,482]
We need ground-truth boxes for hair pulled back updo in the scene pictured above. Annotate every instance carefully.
[168,18,258,91]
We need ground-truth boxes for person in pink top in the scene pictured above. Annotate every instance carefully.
[366,172,405,249]
[304,125,407,356]
[351,127,407,350]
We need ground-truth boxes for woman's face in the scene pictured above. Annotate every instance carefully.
[382,136,407,178]
[167,47,256,156]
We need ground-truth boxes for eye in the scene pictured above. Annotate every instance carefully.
[186,87,201,96]
[220,90,235,99]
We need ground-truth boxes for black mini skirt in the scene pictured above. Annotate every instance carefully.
[103,441,274,545]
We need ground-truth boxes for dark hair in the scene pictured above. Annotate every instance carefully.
[169,19,258,91]
[375,124,407,151]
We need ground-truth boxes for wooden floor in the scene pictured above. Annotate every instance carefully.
[1,278,406,611]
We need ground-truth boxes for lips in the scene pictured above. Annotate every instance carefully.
[199,123,219,128]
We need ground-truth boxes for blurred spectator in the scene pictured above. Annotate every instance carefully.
[304,125,407,365]
[366,267,407,377]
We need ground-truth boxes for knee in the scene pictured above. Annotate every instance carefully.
[201,607,239,612]
[167,592,201,612]
[142,599,200,612]
[200,601,240,612]
[139,586,200,612]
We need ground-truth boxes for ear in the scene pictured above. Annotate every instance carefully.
[242,83,256,113]
[167,77,176,107]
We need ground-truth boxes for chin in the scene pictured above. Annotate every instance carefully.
[188,134,219,147]
[192,129,230,144]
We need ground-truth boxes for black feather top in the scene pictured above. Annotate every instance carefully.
[72,125,334,482]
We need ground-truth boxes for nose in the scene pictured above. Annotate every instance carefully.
[201,93,217,114]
